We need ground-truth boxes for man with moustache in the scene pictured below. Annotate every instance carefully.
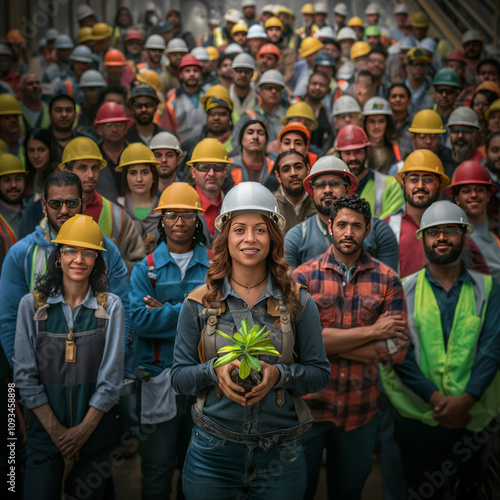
[448,106,483,167]
[381,201,500,499]
[229,54,258,124]
[150,132,182,193]
[19,73,50,132]
[293,193,409,500]
[46,95,79,164]
[284,156,398,271]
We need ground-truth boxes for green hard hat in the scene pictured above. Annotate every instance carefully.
[432,68,462,89]
[364,26,381,37]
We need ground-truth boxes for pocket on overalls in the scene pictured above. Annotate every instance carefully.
[191,427,225,452]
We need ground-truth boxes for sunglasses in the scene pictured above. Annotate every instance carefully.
[450,127,476,135]
[60,247,98,260]
[192,163,227,173]
[435,87,457,96]
[162,212,197,222]
[261,85,282,92]
[425,226,461,237]
[131,102,156,110]
[410,61,428,67]
[312,179,347,189]
[46,198,81,210]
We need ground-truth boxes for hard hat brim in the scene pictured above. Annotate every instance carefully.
[51,238,107,251]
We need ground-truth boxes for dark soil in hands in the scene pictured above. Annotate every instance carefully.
[231,367,262,393]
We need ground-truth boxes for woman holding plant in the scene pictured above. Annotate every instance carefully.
[171,182,330,499]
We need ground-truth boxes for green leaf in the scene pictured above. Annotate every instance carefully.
[215,329,234,342]
[233,332,245,343]
[213,351,240,369]
[252,339,274,348]
[217,345,240,354]
[249,348,281,357]
[240,319,249,336]
[253,328,272,344]
[239,357,251,379]
[247,355,261,371]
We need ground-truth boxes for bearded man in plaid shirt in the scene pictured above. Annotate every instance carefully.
[292,194,409,500]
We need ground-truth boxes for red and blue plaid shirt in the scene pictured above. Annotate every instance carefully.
[292,248,408,431]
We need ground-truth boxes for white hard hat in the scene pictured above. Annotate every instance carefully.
[70,45,94,63]
[399,36,416,51]
[262,4,276,15]
[145,34,166,50]
[208,10,221,25]
[225,9,243,24]
[77,5,95,21]
[416,201,473,240]
[232,53,256,71]
[259,69,285,87]
[462,30,483,45]
[334,3,349,17]
[150,131,182,154]
[242,0,256,7]
[395,4,409,15]
[80,69,107,88]
[314,26,336,40]
[224,43,244,55]
[337,27,356,41]
[332,95,362,116]
[54,35,74,50]
[420,37,437,54]
[191,47,209,62]
[166,38,188,54]
[247,25,267,40]
[365,3,381,15]
[314,2,328,14]
[46,28,59,41]
[363,97,393,116]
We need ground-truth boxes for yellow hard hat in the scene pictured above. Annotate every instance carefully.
[206,46,220,61]
[92,23,112,40]
[411,12,429,28]
[59,137,107,170]
[77,27,94,44]
[264,17,284,31]
[277,6,294,17]
[281,101,318,130]
[485,99,500,121]
[154,182,204,213]
[348,17,365,28]
[395,149,449,187]
[52,214,107,251]
[136,70,161,94]
[186,138,233,166]
[0,94,21,115]
[230,23,249,37]
[0,153,27,176]
[115,142,160,172]
[350,41,371,59]
[301,3,315,14]
[300,37,324,58]
[200,84,233,113]
[408,109,446,134]
[0,139,8,154]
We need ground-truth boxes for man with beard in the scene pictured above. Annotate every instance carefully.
[381,200,500,500]
[448,106,483,167]
[284,156,398,271]
[160,39,189,96]
[137,35,167,75]
[46,95,79,164]
[161,55,206,143]
[293,194,408,500]
[295,4,318,39]
[0,153,26,241]
[336,125,404,219]
[273,150,315,234]
[485,132,500,230]
[0,94,23,163]
[0,171,130,371]
[242,0,258,27]
[19,73,50,132]
[229,54,257,123]
[432,70,462,132]
[150,132,182,193]
[216,53,234,88]
[462,30,484,85]
[126,84,165,147]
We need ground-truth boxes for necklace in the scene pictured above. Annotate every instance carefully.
[230,275,267,294]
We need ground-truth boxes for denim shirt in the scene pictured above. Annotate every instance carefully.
[171,275,330,435]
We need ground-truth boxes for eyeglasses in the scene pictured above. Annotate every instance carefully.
[192,163,227,173]
[131,102,156,110]
[99,121,127,130]
[425,226,461,237]
[410,61,428,67]
[405,174,437,184]
[207,110,230,118]
[450,127,476,135]
[60,247,98,260]
[162,212,197,222]
[46,198,81,210]
[312,179,347,190]
[435,87,457,96]
[261,85,282,92]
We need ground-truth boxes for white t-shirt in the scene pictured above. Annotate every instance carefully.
[170,251,193,280]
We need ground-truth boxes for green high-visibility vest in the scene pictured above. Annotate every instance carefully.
[380,269,500,432]
[359,171,404,219]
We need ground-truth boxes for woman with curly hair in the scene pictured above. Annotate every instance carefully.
[171,182,330,499]
[13,214,124,499]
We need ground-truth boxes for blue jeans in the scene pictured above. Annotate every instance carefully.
[138,395,195,500]
[23,446,113,500]
[182,426,307,500]
[302,414,380,500]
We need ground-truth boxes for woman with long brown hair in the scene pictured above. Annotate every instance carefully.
[171,182,330,499]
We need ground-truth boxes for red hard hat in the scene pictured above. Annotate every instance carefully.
[445,160,498,197]
[335,125,371,151]
[104,49,126,66]
[445,50,466,64]
[177,54,202,71]
[125,30,144,42]
[256,43,281,62]
[94,102,131,126]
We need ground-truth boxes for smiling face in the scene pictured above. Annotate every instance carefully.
[454,184,490,223]
[423,224,465,265]
[58,245,97,285]
[311,174,349,215]
[403,171,441,209]
[228,213,270,272]
[162,210,197,252]
[0,174,25,205]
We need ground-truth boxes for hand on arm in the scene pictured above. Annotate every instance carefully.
[431,392,476,429]
[32,404,67,453]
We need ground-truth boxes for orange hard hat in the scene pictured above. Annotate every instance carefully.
[104,49,126,66]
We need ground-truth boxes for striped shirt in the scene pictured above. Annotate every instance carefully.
[292,248,408,431]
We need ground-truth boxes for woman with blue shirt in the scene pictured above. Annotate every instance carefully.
[129,182,209,500]
[171,182,330,499]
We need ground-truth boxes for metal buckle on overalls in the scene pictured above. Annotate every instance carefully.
[275,388,285,407]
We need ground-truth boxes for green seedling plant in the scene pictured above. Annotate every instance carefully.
[213,319,281,379]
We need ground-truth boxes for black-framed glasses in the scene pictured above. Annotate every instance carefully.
[162,212,197,222]
[46,198,81,210]
[192,163,227,173]
[425,226,461,237]
[60,247,98,260]
[450,127,476,135]
[312,179,347,190]
[435,87,457,96]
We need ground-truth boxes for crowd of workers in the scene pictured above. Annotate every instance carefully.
[0,1,500,499]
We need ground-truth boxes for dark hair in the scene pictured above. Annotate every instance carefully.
[114,6,132,28]
[364,112,398,144]
[275,149,309,173]
[477,58,500,77]
[97,84,128,109]
[24,128,58,191]
[203,215,300,317]
[369,46,388,59]
[322,39,340,51]
[357,70,375,84]
[44,171,83,200]
[49,95,76,113]
[121,163,159,197]
[35,245,108,297]
[218,54,235,68]
[329,195,371,228]
[309,71,330,83]
[471,89,499,111]
[238,118,269,147]
[486,131,500,150]
[156,214,207,248]
[387,83,411,99]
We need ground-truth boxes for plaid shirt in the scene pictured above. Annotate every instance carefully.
[292,248,408,431]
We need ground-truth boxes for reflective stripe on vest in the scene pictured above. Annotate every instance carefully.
[29,244,49,291]
[0,214,17,254]
[381,269,500,431]
[213,28,226,49]
[387,211,403,243]
[98,197,113,239]
[360,173,385,218]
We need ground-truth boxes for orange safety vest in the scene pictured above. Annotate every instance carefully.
[0,213,17,255]
[230,157,274,185]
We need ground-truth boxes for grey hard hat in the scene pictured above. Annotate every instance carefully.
[191,47,209,62]
[416,200,473,240]
[363,97,393,116]
[79,69,107,88]
[70,45,93,63]
[46,28,59,41]
[215,181,285,231]
[332,95,362,116]
[259,69,285,87]
[334,3,349,16]
[462,30,483,45]
[314,26,336,40]
[224,43,244,55]
[447,106,480,130]
[144,34,166,50]
[337,27,356,42]
[54,35,74,50]
[150,131,182,154]
[77,4,95,21]
[232,53,256,71]
[166,38,188,54]
[365,3,381,15]
[303,156,358,196]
